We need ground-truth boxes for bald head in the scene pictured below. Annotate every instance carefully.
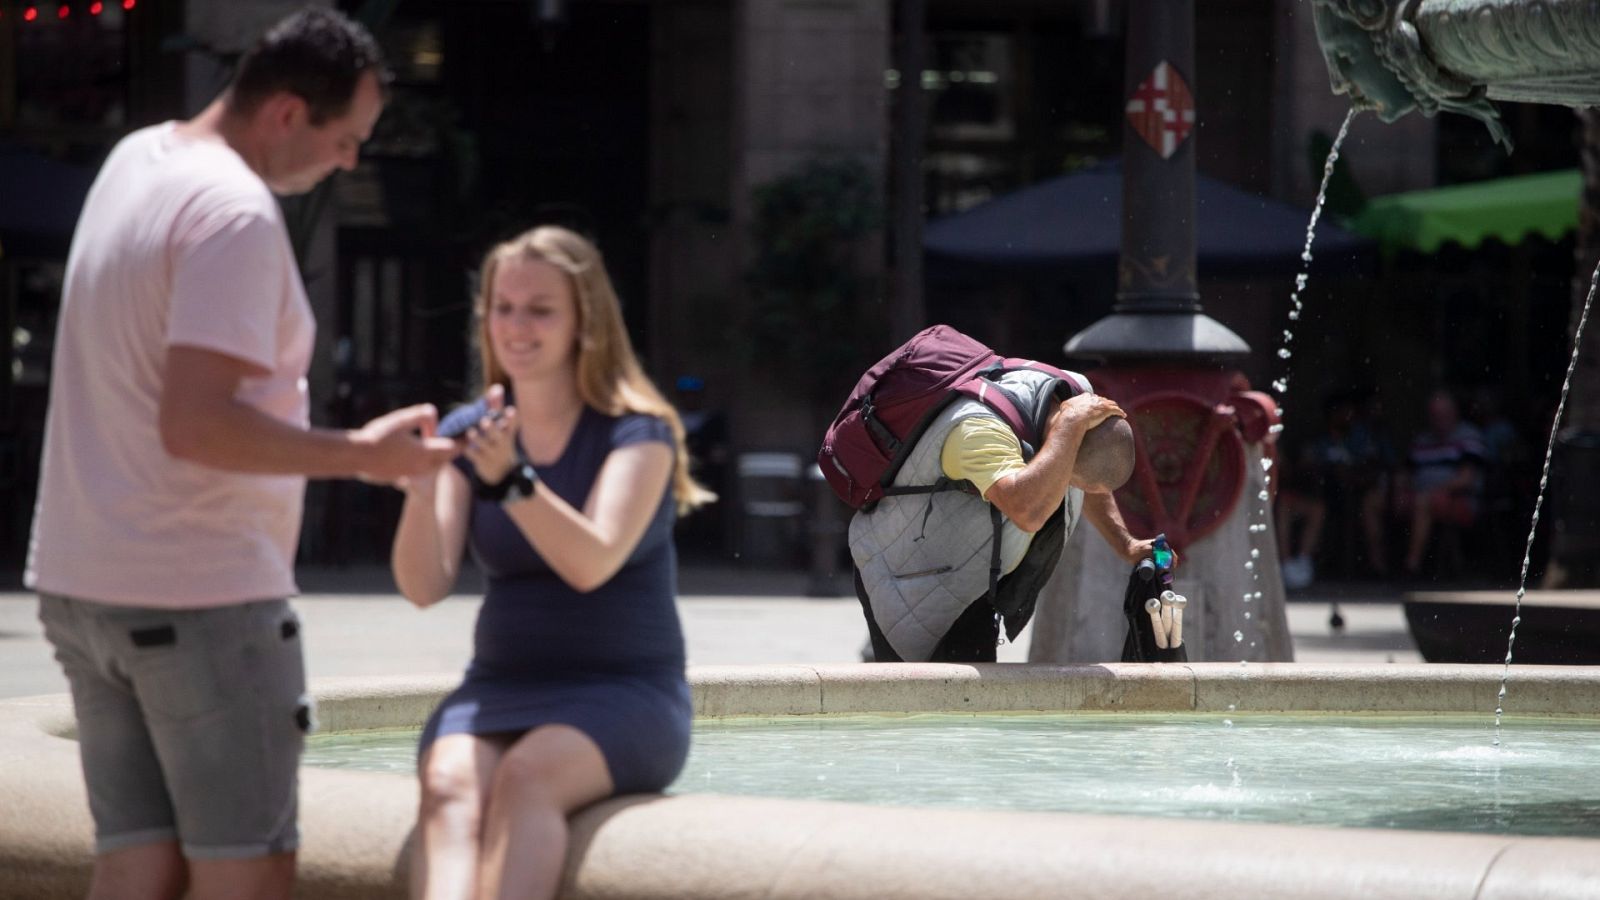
[1075,417,1136,492]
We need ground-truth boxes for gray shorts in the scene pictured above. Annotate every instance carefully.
[39,593,309,860]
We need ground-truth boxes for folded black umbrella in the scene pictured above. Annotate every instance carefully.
[1120,556,1187,663]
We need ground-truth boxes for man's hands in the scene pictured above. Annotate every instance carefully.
[1080,492,1177,569]
[355,404,460,486]
[1119,536,1178,568]
[1048,393,1126,439]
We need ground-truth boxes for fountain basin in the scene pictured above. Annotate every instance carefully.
[1405,590,1600,665]
[4,663,1600,899]
[308,712,1600,837]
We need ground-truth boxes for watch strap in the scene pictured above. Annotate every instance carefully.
[500,463,540,508]
[474,461,535,502]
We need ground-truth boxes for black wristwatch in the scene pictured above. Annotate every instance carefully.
[475,462,538,505]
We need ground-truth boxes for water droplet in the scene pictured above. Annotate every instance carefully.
[1227,703,1237,711]
[1268,423,1285,434]
[1244,561,1255,571]
[1234,630,1244,642]
[1244,611,1252,620]
[1277,348,1292,359]
[1250,548,1261,559]
[1271,378,1288,393]
[1257,490,1269,502]
[1260,459,1273,471]
[1239,659,1249,668]
[1288,309,1300,321]
[1223,719,1233,728]
[1282,330,1294,342]
[1253,592,1263,600]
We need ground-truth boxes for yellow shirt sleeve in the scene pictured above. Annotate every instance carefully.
[941,416,1026,499]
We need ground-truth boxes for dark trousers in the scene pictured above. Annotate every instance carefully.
[854,568,999,663]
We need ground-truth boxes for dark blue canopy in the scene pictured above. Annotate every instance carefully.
[924,159,1372,273]
[0,145,96,258]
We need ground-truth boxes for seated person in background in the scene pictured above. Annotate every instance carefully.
[1469,386,1525,469]
[1467,385,1531,526]
[1277,390,1394,586]
[1394,390,1486,576]
[1273,452,1326,590]
[851,386,1154,663]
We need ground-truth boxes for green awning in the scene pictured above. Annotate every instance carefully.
[1348,168,1581,255]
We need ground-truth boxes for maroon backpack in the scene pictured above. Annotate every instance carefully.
[818,324,1092,509]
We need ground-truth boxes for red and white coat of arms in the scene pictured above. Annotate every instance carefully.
[1126,61,1195,160]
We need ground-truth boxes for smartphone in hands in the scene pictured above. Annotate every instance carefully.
[437,406,505,443]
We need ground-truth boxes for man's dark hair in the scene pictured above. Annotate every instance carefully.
[228,6,389,125]
[1076,417,1136,491]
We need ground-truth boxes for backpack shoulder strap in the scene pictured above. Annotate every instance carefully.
[953,361,1092,452]
[952,366,1033,444]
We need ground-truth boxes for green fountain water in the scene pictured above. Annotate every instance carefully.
[305,713,1600,838]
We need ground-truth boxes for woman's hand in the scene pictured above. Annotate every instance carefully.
[463,385,519,486]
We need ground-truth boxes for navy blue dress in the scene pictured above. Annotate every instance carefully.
[419,400,692,793]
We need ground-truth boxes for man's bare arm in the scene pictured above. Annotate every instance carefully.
[985,394,1125,532]
[159,345,457,483]
[1082,491,1158,564]
[985,428,1085,533]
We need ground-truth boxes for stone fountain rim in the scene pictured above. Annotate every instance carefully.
[6,662,1600,900]
[304,661,1600,732]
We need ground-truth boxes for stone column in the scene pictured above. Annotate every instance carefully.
[1030,403,1293,663]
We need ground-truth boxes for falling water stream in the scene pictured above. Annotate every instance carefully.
[1493,257,1600,745]
[1270,108,1360,397]
[1241,108,1359,659]
[1271,110,1600,744]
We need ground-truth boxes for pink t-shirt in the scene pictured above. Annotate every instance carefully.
[26,122,315,608]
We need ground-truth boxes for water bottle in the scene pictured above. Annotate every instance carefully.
[1152,533,1175,590]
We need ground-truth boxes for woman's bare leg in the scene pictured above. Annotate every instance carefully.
[413,733,507,900]
[476,725,613,900]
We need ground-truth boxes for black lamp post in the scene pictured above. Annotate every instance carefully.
[1065,0,1247,362]
[1036,0,1292,665]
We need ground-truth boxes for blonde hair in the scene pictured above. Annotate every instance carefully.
[474,226,715,515]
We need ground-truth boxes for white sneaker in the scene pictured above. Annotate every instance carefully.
[1282,555,1315,590]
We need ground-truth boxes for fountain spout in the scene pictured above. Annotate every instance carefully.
[1312,0,1600,150]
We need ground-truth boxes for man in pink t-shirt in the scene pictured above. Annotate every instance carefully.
[25,9,456,899]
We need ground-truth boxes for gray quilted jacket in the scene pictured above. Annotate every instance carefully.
[849,370,1084,661]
